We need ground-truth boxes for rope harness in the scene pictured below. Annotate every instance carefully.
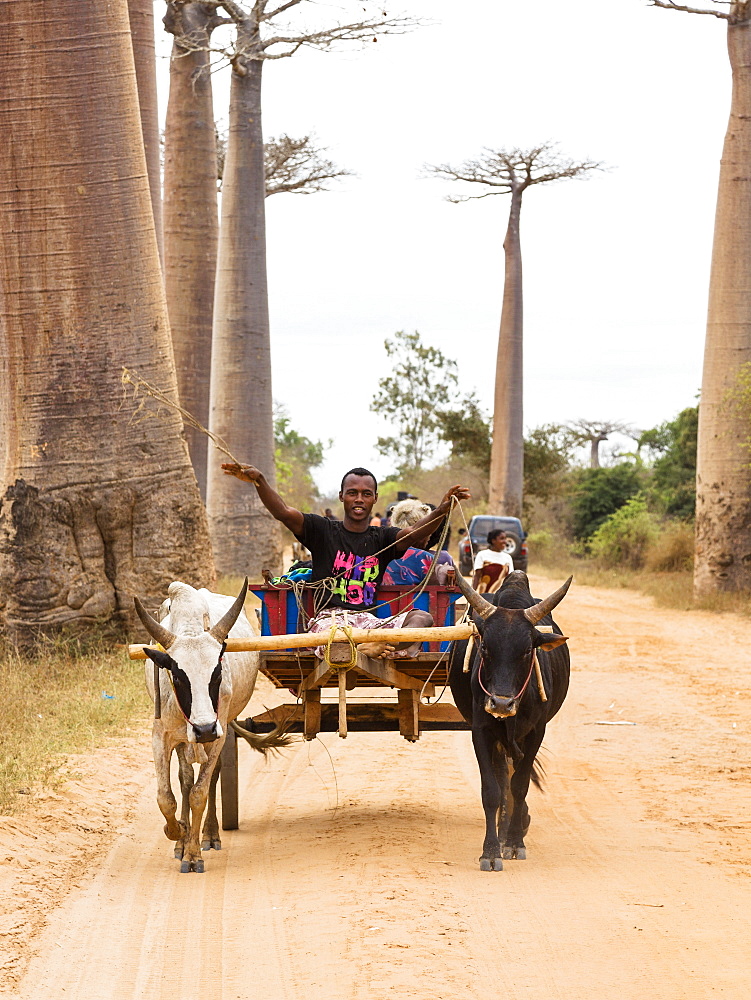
[476,646,547,705]
[153,642,227,726]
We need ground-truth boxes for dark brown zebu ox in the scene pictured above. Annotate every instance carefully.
[449,571,571,870]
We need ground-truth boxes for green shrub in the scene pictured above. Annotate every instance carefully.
[569,464,644,539]
[645,521,694,572]
[588,496,659,569]
[526,529,553,560]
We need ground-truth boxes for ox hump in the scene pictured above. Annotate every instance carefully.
[164,582,211,636]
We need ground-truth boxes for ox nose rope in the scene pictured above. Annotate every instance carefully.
[156,643,227,732]
[477,647,546,705]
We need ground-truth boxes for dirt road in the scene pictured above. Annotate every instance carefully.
[5,574,751,999]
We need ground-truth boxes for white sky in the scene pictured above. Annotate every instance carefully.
[154,0,728,495]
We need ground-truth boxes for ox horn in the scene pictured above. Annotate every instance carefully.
[523,576,573,626]
[209,577,249,643]
[452,570,497,621]
[134,597,177,650]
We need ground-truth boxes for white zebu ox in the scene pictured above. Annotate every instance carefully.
[134,578,286,873]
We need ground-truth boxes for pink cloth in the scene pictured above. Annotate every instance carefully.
[306,608,410,659]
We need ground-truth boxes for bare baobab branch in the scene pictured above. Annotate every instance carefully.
[264,134,353,195]
[426,143,603,202]
[215,129,351,194]
[263,0,304,19]
[649,0,732,19]
[214,1,420,63]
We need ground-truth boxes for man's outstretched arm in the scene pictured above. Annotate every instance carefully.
[221,463,305,535]
[394,484,471,554]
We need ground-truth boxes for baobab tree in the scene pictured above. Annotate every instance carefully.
[163,1,227,501]
[163,2,350,501]
[128,0,164,266]
[427,144,601,518]
[651,0,751,595]
[568,419,636,469]
[205,0,416,577]
[0,0,214,642]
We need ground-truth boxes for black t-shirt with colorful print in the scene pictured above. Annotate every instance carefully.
[296,513,401,612]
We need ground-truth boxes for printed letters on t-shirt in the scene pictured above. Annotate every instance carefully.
[331,551,379,607]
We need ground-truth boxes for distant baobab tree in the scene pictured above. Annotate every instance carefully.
[651,0,751,595]
[568,419,637,469]
[427,143,601,518]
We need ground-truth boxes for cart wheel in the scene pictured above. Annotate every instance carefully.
[220,724,239,830]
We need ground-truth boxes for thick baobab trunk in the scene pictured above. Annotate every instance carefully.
[128,0,163,267]
[206,48,281,578]
[695,18,751,595]
[0,0,214,643]
[163,3,219,499]
[488,188,524,517]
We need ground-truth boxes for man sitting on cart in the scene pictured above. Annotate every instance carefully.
[222,462,470,659]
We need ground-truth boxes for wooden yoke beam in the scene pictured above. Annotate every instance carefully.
[127,624,474,659]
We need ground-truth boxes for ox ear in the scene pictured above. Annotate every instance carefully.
[533,630,568,651]
[143,648,174,670]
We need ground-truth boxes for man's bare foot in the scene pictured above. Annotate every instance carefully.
[359,640,396,659]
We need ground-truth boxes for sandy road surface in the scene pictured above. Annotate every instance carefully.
[6,574,751,999]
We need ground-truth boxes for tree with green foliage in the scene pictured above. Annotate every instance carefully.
[437,393,491,473]
[588,495,659,570]
[640,405,698,519]
[524,424,579,504]
[274,408,326,513]
[569,464,644,540]
[371,331,459,474]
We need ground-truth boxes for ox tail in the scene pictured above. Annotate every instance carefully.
[230,716,298,755]
[530,748,548,790]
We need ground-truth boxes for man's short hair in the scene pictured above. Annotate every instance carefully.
[487,528,507,545]
[340,467,378,493]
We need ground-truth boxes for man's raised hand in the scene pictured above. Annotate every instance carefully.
[222,463,262,484]
[441,484,472,507]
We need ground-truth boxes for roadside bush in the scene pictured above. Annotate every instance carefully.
[588,496,659,570]
[569,463,643,539]
[526,528,553,561]
[645,521,694,572]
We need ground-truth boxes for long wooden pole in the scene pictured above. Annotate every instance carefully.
[127,624,474,660]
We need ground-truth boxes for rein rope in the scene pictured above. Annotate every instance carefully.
[476,646,547,705]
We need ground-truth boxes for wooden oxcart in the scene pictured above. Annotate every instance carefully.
[217,581,473,829]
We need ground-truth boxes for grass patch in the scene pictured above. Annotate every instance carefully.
[0,633,149,816]
[530,552,751,618]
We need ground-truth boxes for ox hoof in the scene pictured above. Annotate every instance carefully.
[201,838,222,852]
[502,846,526,860]
[174,845,184,860]
[479,857,503,872]
[180,859,205,873]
